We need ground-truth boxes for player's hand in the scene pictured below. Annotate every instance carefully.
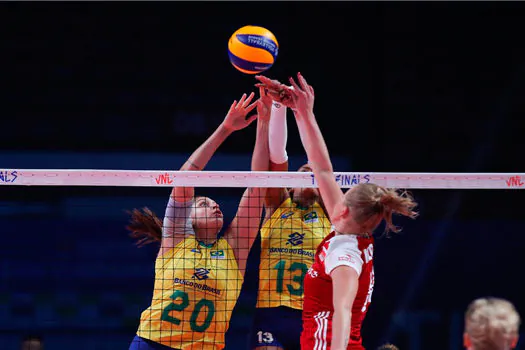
[288,72,315,119]
[255,75,296,109]
[256,86,272,123]
[222,92,258,131]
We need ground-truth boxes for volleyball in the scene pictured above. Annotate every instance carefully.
[228,25,279,74]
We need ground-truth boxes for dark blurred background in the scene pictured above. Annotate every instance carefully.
[1,2,525,350]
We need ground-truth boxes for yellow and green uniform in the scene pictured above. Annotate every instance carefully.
[137,236,243,349]
[256,198,331,310]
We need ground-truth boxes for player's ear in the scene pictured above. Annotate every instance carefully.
[511,335,519,348]
[341,204,350,218]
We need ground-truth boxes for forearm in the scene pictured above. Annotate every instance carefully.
[182,123,233,171]
[269,102,288,164]
[331,310,351,350]
[252,119,270,172]
[172,123,233,201]
[294,110,333,173]
[228,118,269,256]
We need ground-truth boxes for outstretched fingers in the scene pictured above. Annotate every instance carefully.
[289,76,305,98]
[228,100,238,114]
[245,92,256,106]
[297,72,310,94]
[237,93,247,107]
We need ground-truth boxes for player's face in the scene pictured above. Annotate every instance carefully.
[191,196,224,234]
[292,164,320,202]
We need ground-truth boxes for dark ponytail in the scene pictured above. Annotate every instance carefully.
[126,207,163,247]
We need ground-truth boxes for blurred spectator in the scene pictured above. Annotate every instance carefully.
[464,297,521,350]
[21,335,43,350]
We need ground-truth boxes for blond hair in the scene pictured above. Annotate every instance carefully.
[465,297,521,350]
[344,183,418,234]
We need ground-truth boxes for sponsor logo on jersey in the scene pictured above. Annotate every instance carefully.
[192,268,210,280]
[303,211,319,224]
[281,211,294,219]
[191,248,201,253]
[286,232,305,246]
[338,254,357,263]
[210,250,225,259]
[269,247,314,257]
[173,275,221,295]
[307,267,318,278]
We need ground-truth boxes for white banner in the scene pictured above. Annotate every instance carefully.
[1,169,524,189]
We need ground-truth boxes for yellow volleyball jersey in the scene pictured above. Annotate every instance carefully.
[137,236,243,350]
[256,198,331,310]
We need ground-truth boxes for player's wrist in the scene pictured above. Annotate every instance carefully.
[218,122,236,134]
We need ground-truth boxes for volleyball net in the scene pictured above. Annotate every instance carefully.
[0,169,523,349]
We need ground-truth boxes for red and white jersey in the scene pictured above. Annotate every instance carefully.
[301,231,375,350]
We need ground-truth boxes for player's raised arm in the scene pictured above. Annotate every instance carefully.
[257,74,419,350]
[262,99,291,217]
[127,93,258,254]
[227,87,271,274]
[285,72,343,219]
[171,92,257,202]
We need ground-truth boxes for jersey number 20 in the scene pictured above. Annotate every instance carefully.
[161,290,215,332]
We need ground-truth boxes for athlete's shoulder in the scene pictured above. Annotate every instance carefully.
[324,234,365,276]
[313,201,329,215]
[278,197,294,208]
[263,197,295,222]
[322,233,360,256]
[275,198,296,216]
[157,235,194,258]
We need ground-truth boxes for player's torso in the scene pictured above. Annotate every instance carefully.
[302,232,375,350]
[257,198,331,310]
[137,237,243,350]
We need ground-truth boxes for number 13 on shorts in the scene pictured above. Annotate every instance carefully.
[257,331,275,344]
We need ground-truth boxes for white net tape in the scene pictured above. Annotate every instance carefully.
[1,169,524,189]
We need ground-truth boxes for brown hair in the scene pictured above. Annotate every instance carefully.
[377,344,399,350]
[126,207,163,247]
[126,196,204,247]
[344,183,418,234]
[465,297,521,350]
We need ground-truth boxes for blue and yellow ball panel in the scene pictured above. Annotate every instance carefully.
[228,25,279,74]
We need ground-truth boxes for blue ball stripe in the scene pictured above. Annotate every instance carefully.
[236,34,279,59]
[228,51,273,73]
